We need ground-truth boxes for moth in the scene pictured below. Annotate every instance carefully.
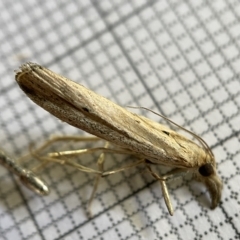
[15,62,222,215]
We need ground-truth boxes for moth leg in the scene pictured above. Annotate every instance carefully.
[87,142,110,216]
[2,146,53,194]
[18,135,100,164]
[31,153,102,174]
[146,165,174,216]
[43,147,140,175]
[32,135,101,156]
[47,147,134,158]
[146,165,190,216]
[43,147,136,174]
[0,149,50,196]
[101,158,145,177]
[31,145,136,176]
[17,136,101,173]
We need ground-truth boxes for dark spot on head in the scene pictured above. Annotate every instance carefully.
[162,130,170,136]
[199,163,214,177]
[82,107,89,112]
[135,120,140,123]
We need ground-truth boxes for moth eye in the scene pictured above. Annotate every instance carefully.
[198,163,214,177]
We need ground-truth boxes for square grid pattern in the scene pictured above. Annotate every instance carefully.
[0,0,240,239]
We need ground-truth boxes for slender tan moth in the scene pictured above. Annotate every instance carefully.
[15,62,222,215]
[0,149,49,195]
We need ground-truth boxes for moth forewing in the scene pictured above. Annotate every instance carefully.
[15,62,222,213]
[16,63,208,168]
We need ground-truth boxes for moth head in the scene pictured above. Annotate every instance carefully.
[197,161,223,209]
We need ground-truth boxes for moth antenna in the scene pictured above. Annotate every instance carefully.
[127,106,214,158]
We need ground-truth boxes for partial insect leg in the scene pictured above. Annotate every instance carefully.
[101,158,145,177]
[0,149,50,195]
[146,165,189,216]
[19,136,102,174]
[33,135,101,155]
[42,147,139,175]
[87,142,110,216]
[146,165,174,215]
[18,135,101,165]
